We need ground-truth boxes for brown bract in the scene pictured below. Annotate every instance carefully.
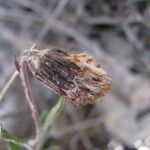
[22,48,112,106]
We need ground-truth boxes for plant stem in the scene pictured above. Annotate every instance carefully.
[0,70,19,103]
[19,60,42,139]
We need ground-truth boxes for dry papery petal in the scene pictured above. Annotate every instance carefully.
[22,48,112,106]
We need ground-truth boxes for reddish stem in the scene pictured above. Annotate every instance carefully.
[19,60,41,138]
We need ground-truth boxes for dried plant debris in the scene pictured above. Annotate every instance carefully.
[21,47,112,106]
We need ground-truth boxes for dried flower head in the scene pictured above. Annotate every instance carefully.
[22,47,112,106]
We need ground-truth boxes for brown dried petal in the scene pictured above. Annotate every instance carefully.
[23,48,112,106]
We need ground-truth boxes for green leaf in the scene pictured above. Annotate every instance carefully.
[44,97,65,125]
[0,127,32,150]
[0,127,22,145]
[36,97,65,150]
[41,125,52,149]
[9,142,21,150]
[43,97,64,145]
[40,110,49,123]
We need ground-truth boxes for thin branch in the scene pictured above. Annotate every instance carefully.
[65,104,95,150]
[51,117,102,138]
[84,14,143,25]
[0,70,19,103]
[122,23,144,53]
[36,0,68,41]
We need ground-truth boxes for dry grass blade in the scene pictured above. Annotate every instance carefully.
[0,71,19,103]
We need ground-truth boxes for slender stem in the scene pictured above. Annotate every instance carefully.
[0,70,19,102]
[19,60,41,139]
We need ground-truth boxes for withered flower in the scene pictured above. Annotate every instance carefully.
[22,48,112,106]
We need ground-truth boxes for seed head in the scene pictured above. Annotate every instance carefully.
[22,48,112,106]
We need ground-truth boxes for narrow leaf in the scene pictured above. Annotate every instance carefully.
[44,97,65,125]
[36,97,64,150]
[9,142,21,150]
[0,127,22,145]
[40,110,49,123]
[0,127,32,150]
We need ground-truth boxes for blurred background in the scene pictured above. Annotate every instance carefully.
[0,0,150,150]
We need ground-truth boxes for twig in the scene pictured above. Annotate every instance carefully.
[51,117,102,138]
[122,23,150,72]
[84,14,143,25]
[122,23,144,53]
[0,70,19,103]
[36,0,68,41]
[19,60,41,139]
[69,133,80,150]
[66,104,95,150]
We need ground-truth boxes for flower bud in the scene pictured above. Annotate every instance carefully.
[23,48,112,106]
